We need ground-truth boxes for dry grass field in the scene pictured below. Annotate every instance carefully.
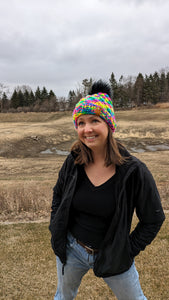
[0,108,169,299]
[0,108,169,222]
[0,215,168,300]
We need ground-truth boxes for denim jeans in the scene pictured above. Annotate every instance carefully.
[54,232,147,300]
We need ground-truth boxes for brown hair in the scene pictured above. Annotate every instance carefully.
[71,127,126,166]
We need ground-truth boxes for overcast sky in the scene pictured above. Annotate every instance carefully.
[0,0,169,97]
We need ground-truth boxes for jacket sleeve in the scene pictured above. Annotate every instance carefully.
[49,156,69,224]
[129,162,165,258]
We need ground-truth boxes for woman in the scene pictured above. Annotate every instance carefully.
[49,80,165,300]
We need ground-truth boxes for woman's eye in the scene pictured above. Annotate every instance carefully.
[78,121,84,126]
[92,119,99,123]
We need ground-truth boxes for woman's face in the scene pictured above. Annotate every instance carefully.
[76,114,109,151]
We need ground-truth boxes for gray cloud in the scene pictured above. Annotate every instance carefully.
[0,0,169,96]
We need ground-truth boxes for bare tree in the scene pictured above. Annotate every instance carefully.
[0,83,9,99]
[82,78,93,96]
[0,83,10,112]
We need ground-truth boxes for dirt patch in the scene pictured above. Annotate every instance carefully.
[0,133,76,158]
[0,114,77,158]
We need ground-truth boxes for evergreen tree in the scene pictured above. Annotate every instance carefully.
[67,90,76,110]
[17,90,25,107]
[10,90,19,109]
[35,86,41,101]
[23,90,30,106]
[134,73,144,106]
[166,72,169,87]
[123,76,134,108]
[48,90,55,99]
[41,86,48,101]
[29,91,36,105]
[166,72,169,101]
[160,72,167,102]
[143,75,151,104]
[148,74,155,103]
[109,72,119,107]
[1,92,9,111]
[152,72,160,104]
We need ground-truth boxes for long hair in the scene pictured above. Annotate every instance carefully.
[71,127,125,166]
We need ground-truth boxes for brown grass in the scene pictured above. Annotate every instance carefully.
[0,214,168,299]
[0,151,168,224]
[0,182,52,222]
[154,102,169,109]
[0,108,169,222]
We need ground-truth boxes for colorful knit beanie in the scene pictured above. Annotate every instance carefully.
[73,93,117,132]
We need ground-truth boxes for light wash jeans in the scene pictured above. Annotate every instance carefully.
[54,232,147,300]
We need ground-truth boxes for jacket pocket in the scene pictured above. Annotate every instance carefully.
[94,236,133,277]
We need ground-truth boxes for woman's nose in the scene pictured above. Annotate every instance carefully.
[84,123,93,132]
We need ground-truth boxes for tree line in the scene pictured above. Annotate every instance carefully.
[109,70,169,108]
[0,69,169,113]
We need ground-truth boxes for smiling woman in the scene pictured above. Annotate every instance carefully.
[49,80,165,300]
[76,114,108,150]
[71,115,124,167]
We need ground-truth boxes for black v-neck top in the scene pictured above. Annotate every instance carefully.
[69,165,120,248]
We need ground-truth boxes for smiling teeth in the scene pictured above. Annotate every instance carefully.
[86,136,95,139]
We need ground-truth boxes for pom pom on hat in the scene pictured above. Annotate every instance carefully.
[73,92,117,132]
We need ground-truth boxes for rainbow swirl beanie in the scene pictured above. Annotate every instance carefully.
[73,93,117,132]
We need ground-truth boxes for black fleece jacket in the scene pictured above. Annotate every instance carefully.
[49,149,165,277]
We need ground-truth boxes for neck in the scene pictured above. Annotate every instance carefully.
[91,149,106,165]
